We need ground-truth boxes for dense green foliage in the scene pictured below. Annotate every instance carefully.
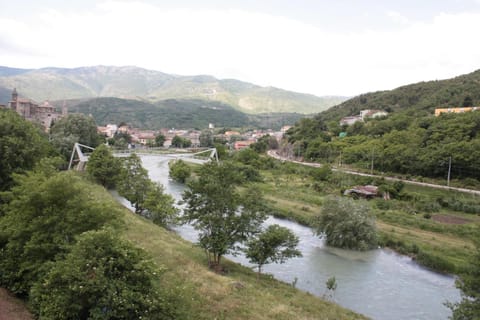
[30,229,172,320]
[116,153,179,227]
[182,162,266,269]
[117,154,152,214]
[245,224,301,274]
[68,97,252,130]
[282,68,480,183]
[143,183,179,227]
[171,135,192,148]
[448,232,480,320]
[168,160,191,183]
[86,144,121,188]
[50,113,101,159]
[286,104,480,182]
[0,169,120,295]
[0,109,54,191]
[312,196,378,250]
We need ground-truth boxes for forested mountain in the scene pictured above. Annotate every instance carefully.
[65,97,303,130]
[320,69,480,121]
[0,65,346,114]
[285,69,480,184]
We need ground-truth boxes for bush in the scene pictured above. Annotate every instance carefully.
[168,160,192,183]
[30,229,173,319]
[312,196,377,250]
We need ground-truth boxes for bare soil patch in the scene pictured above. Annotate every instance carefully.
[0,288,33,320]
[432,214,472,225]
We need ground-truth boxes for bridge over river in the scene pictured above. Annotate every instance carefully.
[68,143,217,170]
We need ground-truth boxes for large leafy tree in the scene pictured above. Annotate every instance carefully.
[30,229,172,320]
[245,224,302,275]
[50,114,101,159]
[313,196,377,251]
[0,109,54,191]
[182,162,266,270]
[143,183,179,227]
[0,170,119,294]
[117,153,152,214]
[86,144,121,188]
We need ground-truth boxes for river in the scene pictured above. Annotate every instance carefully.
[122,155,461,320]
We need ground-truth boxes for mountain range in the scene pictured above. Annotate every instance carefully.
[0,66,346,114]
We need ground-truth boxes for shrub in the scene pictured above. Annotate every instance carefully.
[168,159,192,183]
[312,196,377,250]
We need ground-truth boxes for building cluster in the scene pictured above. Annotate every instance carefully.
[98,124,291,150]
[2,89,66,131]
[339,109,389,126]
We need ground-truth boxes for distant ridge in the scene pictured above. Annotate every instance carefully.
[0,65,347,114]
[318,69,480,120]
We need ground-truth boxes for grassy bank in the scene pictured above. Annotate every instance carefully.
[120,205,367,320]
[257,161,479,274]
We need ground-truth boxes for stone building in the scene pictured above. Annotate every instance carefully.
[7,88,66,131]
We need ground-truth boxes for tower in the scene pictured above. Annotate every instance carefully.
[12,88,18,102]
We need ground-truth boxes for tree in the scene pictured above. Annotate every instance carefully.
[313,196,377,250]
[0,109,54,191]
[30,229,172,320]
[143,183,179,227]
[182,162,266,270]
[0,170,119,294]
[199,130,214,147]
[447,232,480,320]
[171,135,191,148]
[117,154,152,214]
[155,134,166,147]
[463,96,474,107]
[168,160,191,183]
[86,144,121,188]
[245,224,301,275]
[50,114,101,159]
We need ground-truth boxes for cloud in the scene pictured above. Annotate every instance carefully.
[0,1,479,96]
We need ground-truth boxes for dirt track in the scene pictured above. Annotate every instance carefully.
[0,289,32,320]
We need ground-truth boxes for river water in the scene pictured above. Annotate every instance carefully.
[124,155,461,320]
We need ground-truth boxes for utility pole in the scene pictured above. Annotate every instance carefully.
[447,156,452,187]
[370,148,374,175]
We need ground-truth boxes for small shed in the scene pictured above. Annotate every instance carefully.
[344,185,379,199]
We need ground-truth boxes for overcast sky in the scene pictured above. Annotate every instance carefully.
[1,0,480,96]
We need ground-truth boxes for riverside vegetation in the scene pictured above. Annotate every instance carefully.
[0,109,367,318]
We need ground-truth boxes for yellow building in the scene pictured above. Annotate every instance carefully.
[435,107,479,116]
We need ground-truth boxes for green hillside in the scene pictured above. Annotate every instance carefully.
[64,97,304,130]
[320,69,480,121]
[66,97,250,129]
[284,68,480,184]
[0,66,346,114]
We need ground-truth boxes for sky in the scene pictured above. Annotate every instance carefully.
[1,0,480,96]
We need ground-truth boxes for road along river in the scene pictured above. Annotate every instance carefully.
[116,155,461,320]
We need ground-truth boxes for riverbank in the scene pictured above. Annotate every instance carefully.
[120,203,368,319]
[137,154,459,320]
[256,159,478,275]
